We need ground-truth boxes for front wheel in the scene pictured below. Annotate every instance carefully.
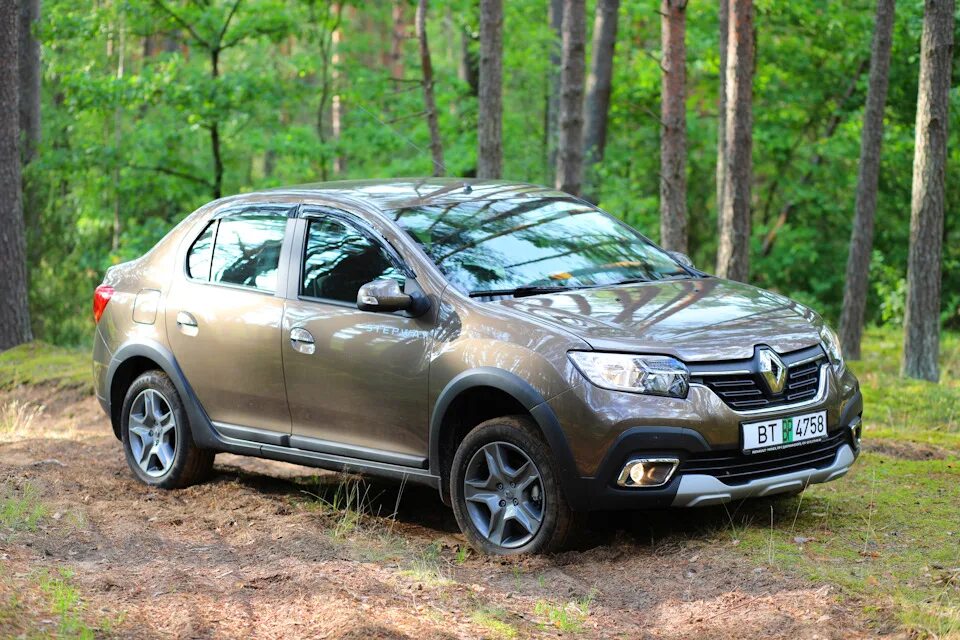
[450,416,575,555]
[120,371,214,489]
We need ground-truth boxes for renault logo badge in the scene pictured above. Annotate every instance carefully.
[758,349,787,395]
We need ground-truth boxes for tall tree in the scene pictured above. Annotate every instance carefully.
[477,0,502,178]
[715,0,753,281]
[838,0,896,360]
[582,0,619,201]
[1,0,33,349]
[555,0,586,196]
[659,0,687,252]
[148,0,287,198]
[416,0,444,176]
[18,0,40,165]
[902,0,954,382]
[389,1,406,80]
[715,0,727,235]
[544,0,563,182]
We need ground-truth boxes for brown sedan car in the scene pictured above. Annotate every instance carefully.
[92,179,862,555]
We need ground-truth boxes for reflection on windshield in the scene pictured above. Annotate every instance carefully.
[392,197,688,294]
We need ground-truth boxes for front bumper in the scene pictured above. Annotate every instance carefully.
[547,364,863,511]
[672,442,856,507]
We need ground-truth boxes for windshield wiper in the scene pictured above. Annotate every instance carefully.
[468,285,575,298]
[610,274,693,287]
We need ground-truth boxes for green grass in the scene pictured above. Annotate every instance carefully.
[716,452,960,637]
[0,342,91,392]
[854,327,960,451]
[38,569,98,639]
[470,607,519,639]
[0,567,115,639]
[0,483,48,532]
[533,591,596,633]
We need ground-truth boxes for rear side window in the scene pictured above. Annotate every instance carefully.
[187,222,216,281]
[209,214,287,293]
[301,217,405,303]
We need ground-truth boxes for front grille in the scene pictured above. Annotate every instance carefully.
[691,346,826,411]
[678,430,847,485]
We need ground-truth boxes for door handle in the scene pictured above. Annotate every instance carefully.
[290,327,316,355]
[176,311,199,335]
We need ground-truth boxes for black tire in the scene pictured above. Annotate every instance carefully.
[450,416,576,555]
[120,370,214,489]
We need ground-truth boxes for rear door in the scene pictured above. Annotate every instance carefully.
[281,208,434,466]
[166,206,294,435]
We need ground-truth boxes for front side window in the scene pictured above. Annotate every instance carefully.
[209,213,287,292]
[391,197,689,295]
[301,217,405,303]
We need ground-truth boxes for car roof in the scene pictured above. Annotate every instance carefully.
[254,178,572,212]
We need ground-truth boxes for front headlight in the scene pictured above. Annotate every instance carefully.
[819,323,845,377]
[568,352,690,398]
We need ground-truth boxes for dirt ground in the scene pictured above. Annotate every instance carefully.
[0,384,895,639]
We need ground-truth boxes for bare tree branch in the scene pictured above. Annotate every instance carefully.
[128,164,215,188]
[215,0,244,47]
[149,0,210,49]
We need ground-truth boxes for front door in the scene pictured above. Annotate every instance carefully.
[165,208,293,434]
[281,211,433,466]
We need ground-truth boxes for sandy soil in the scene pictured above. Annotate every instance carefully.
[0,385,895,639]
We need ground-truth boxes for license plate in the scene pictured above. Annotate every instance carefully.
[741,411,827,454]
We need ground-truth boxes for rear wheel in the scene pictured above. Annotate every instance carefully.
[450,416,575,555]
[120,371,213,489]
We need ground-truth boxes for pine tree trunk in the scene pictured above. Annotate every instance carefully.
[417,0,445,176]
[902,0,954,382]
[716,0,728,233]
[555,0,586,196]
[209,48,223,199]
[389,1,406,80]
[477,0,503,179]
[332,24,345,175]
[838,0,895,360]
[715,0,753,282]
[659,0,687,252]
[458,27,479,96]
[582,0,619,201]
[1,0,33,350]
[18,0,40,165]
[545,0,563,183]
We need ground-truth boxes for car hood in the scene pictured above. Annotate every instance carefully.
[496,278,822,362]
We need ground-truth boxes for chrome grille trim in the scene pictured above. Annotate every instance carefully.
[688,345,829,416]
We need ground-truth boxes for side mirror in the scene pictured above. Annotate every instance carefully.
[668,251,695,269]
[357,279,413,313]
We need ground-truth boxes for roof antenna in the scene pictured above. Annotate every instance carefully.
[463,183,473,194]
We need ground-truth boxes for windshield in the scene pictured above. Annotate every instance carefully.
[391,196,690,295]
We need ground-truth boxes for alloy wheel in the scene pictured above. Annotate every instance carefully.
[128,388,177,478]
[463,441,545,548]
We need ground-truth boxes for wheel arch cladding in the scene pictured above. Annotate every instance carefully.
[107,340,215,447]
[429,367,582,506]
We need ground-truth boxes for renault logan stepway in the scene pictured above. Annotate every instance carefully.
[93,179,863,555]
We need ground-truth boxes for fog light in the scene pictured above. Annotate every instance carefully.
[849,417,863,452]
[617,457,679,488]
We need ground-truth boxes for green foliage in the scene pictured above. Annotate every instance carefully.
[25,0,960,345]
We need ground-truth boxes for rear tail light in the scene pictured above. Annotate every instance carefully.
[93,284,115,323]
